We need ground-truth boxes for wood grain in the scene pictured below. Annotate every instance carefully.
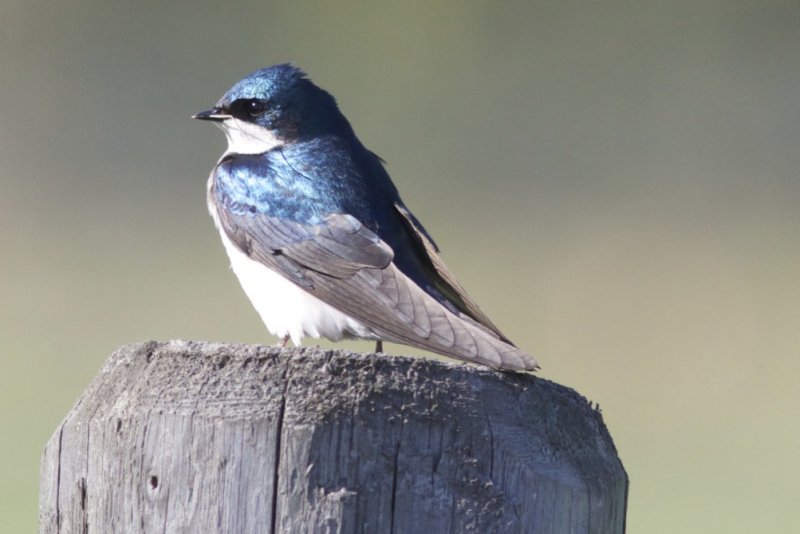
[40,340,627,533]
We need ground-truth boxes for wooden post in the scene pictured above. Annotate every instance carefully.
[40,340,627,533]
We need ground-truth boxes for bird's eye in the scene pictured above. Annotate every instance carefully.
[246,100,268,117]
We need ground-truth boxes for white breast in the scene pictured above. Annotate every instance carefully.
[208,186,377,345]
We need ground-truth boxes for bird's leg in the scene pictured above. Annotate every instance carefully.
[277,335,291,348]
[375,340,383,353]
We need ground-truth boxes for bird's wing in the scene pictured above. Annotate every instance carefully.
[393,202,512,343]
[227,209,394,280]
[215,205,538,371]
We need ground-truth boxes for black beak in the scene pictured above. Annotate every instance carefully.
[192,108,232,121]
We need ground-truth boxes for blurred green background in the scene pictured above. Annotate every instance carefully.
[2,1,799,532]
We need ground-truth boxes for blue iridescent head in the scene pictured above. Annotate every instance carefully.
[194,64,352,150]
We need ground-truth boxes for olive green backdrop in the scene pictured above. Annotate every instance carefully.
[2,1,798,532]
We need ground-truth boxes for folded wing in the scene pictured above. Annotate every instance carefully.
[216,202,538,371]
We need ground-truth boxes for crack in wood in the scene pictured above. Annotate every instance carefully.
[38,341,628,534]
[270,358,291,534]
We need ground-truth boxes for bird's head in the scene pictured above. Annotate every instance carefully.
[194,64,349,155]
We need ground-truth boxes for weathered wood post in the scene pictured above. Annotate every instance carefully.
[40,340,627,533]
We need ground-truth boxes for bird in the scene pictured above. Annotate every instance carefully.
[193,64,538,372]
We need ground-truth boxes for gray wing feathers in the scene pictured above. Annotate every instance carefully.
[311,266,536,370]
[393,202,513,343]
[218,209,538,371]
[282,214,393,278]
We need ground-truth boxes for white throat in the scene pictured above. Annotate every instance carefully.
[218,118,284,156]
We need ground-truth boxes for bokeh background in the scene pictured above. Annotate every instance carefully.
[2,1,799,532]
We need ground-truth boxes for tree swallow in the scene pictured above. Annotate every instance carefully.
[194,64,538,371]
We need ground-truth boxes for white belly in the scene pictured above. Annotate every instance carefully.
[209,197,376,345]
